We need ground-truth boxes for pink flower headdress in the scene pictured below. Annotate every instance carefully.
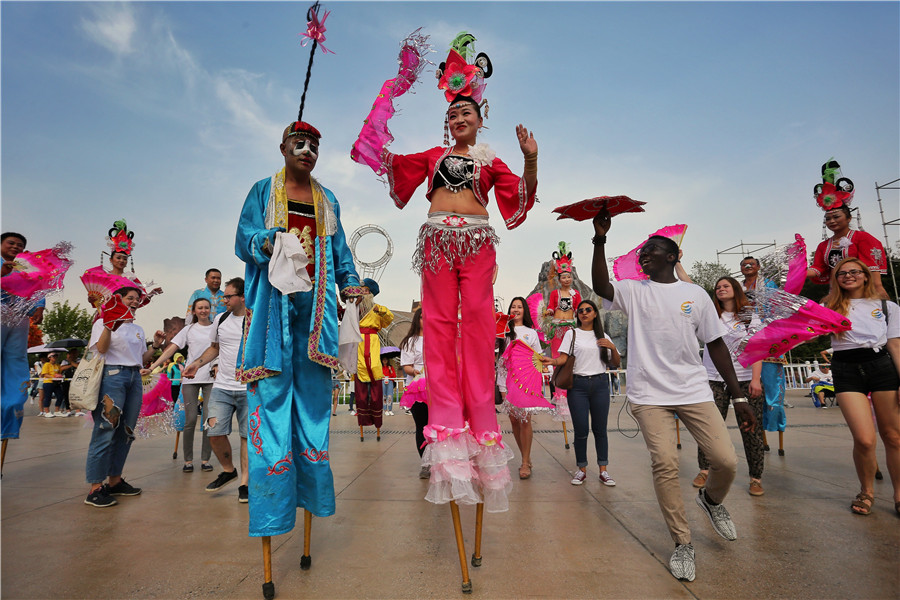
[435,32,493,145]
[814,158,855,211]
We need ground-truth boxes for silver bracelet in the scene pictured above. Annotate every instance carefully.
[732,397,749,405]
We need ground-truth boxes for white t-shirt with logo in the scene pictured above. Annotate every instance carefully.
[604,279,727,406]
[829,299,899,351]
[171,322,215,384]
[210,312,247,391]
[703,311,762,382]
[89,320,146,367]
[559,328,615,376]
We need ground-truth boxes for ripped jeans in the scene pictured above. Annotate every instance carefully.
[85,365,143,484]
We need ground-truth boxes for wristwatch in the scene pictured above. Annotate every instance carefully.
[732,397,749,405]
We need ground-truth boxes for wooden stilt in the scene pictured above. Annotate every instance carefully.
[562,424,570,450]
[360,425,364,442]
[675,415,682,450]
[300,509,312,569]
[778,431,785,456]
[1,438,8,475]
[763,431,770,452]
[173,431,180,459]
[450,501,472,593]
[471,502,483,567]
[262,536,275,599]
[376,427,381,442]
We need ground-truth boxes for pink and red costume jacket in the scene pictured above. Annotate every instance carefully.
[382,147,536,230]
[809,230,886,284]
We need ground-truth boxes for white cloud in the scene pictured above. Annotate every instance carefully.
[80,3,136,56]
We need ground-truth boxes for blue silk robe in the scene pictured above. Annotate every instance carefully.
[235,169,364,536]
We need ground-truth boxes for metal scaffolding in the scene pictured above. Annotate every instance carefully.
[716,241,777,276]
[875,177,900,298]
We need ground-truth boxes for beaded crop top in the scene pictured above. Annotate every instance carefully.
[557,295,574,312]
[432,155,475,194]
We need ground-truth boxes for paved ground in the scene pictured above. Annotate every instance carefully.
[2,390,898,600]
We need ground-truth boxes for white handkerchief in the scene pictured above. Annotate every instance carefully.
[268,232,312,294]
[338,302,362,374]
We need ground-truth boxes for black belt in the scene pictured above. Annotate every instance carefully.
[573,373,609,379]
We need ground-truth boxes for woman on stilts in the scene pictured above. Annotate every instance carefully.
[353,30,538,591]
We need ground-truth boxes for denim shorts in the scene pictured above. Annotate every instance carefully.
[832,352,900,395]
[206,387,248,438]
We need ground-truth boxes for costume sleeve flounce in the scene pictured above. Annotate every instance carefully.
[490,156,536,230]
[351,29,432,178]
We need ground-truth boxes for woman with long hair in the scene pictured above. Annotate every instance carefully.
[822,257,899,515]
[692,276,767,496]
[544,299,620,485]
[84,286,160,507]
[143,297,215,473]
[399,308,428,478]
[498,297,544,479]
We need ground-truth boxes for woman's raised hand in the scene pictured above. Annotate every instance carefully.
[516,124,537,155]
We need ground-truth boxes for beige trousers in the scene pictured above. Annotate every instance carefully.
[631,401,737,545]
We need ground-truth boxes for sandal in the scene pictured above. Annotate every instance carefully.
[851,492,873,516]
[519,464,532,480]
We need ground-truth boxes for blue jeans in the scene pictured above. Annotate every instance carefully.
[1,318,29,440]
[85,365,143,484]
[383,379,395,411]
[568,374,611,468]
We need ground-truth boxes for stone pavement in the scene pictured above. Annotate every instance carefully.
[2,391,898,599]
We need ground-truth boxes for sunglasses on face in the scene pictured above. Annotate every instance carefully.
[576,307,593,314]
[835,269,865,279]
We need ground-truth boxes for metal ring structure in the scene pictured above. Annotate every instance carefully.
[349,224,393,281]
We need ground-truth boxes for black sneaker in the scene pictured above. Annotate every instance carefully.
[206,469,238,492]
[85,488,118,508]
[106,479,142,496]
[201,462,214,472]
[238,485,249,504]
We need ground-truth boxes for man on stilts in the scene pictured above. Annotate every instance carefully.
[234,4,365,596]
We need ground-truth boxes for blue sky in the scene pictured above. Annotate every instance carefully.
[2,1,898,333]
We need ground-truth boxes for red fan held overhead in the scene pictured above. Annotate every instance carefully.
[553,196,645,222]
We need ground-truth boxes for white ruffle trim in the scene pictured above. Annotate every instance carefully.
[551,392,572,423]
[421,429,514,512]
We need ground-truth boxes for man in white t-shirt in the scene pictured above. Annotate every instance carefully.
[590,210,757,583]
[183,278,250,503]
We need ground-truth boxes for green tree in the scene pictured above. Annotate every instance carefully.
[689,261,731,293]
[41,300,94,343]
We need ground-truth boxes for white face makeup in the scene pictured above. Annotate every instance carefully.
[289,136,318,159]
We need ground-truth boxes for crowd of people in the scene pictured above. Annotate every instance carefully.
[1,19,897,592]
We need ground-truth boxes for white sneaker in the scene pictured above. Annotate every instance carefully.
[388,411,394,416]
[44,412,56,418]
[669,543,696,581]
[571,470,587,485]
[349,410,357,416]
[696,490,737,541]
[58,411,71,417]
